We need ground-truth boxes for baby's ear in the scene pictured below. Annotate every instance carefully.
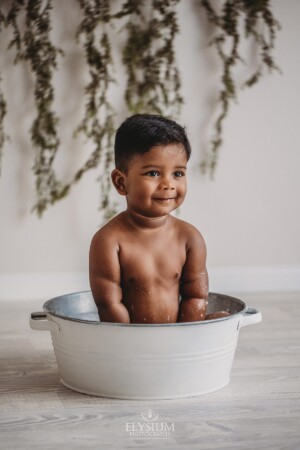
[111,169,127,195]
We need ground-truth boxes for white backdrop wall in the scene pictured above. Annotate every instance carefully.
[0,1,299,300]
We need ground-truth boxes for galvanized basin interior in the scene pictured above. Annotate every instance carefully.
[43,291,246,325]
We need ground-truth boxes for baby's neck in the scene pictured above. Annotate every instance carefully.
[124,210,170,230]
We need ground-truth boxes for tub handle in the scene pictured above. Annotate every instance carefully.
[30,312,60,332]
[239,307,262,328]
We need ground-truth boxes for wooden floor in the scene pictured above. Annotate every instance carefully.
[0,292,300,450]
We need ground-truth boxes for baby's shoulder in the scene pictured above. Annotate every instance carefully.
[172,216,205,245]
[90,213,124,248]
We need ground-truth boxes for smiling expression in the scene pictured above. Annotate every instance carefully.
[112,144,188,218]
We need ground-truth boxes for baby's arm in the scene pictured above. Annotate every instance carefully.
[89,231,130,323]
[178,227,208,322]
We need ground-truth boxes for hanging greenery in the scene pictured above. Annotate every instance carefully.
[6,0,63,216]
[0,9,8,175]
[61,0,117,221]
[0,0,281,217]
[200,0,281,176]
[0,78,7,176]
[6,0,65,215]
[117,0,182,117]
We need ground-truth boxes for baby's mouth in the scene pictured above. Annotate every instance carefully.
[153,197,176,202]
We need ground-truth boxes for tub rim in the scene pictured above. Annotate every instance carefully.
[42,290,247,327]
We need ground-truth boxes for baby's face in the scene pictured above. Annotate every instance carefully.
[122,144,188,218]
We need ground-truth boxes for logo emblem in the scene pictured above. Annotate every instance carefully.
[125,409,175,440]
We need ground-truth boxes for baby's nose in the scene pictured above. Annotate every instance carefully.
[161,177,175,190]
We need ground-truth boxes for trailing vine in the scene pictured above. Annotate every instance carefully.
[200,0,281,176]
[6,0,63,216]
[0,80,6,175]
[0,9,7,174]
[71,0,116,220]
[119,0,182,118]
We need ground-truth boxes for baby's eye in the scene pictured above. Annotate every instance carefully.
[173,171,185,178]
[145,170,160,177]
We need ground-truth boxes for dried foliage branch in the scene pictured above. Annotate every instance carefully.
[0,8,8,174]
[71,0,116,220]
[7,0,63,216]
[0,77,7,175]
[119,0,183,118]
[201,0,281,176]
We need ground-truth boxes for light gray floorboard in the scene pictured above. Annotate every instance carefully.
[0,293,299,449]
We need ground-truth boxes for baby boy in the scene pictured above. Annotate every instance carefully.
[89,114,209,324]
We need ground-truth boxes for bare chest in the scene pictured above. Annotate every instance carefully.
[118,234,186,285]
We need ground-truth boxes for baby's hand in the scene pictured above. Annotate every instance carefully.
[178,298,207,322]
